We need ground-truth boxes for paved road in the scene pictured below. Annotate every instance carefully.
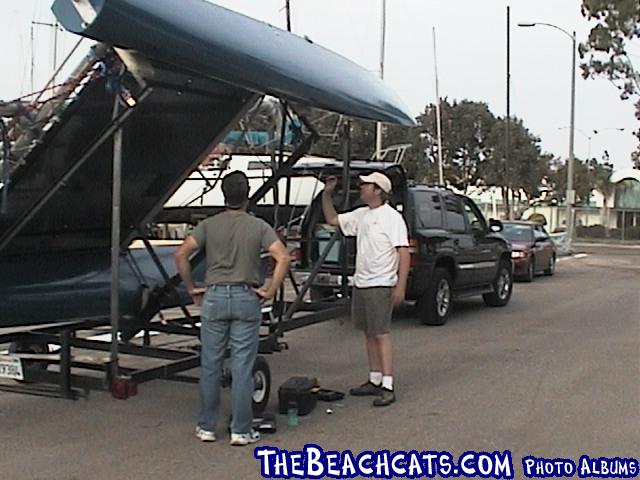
[1,247,638,479]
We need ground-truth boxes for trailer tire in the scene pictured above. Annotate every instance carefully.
[252,356,271,415]
[309,286,334,302]
[8,341,50,383]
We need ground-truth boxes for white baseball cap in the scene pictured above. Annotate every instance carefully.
[359,172,392,193]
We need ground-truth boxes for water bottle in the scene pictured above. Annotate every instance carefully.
[287,402,299,427]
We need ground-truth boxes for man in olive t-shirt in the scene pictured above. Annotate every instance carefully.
[175,171,289,446]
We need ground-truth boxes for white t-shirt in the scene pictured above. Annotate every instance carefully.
[338,203,409,288]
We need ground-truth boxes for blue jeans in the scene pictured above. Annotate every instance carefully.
[198,284,261,434]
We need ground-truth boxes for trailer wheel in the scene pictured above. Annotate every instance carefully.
[309,286,334,302]
[8,341,50,383]
[252,356,271,415]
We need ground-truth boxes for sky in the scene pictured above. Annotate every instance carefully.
[1,0,639,170]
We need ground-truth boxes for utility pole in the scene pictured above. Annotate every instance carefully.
[566,30,577,250]
[505,6,511,219]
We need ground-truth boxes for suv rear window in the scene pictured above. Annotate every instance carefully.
[412,191,443,228]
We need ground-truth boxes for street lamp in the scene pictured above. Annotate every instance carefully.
[518,22,576,250]
[592,127,625,135]
[558,126,592,159]
[558,126,625,161]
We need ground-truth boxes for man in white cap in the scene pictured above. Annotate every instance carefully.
[321,171,409,407]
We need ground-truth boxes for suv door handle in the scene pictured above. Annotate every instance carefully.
[453,239,460,247]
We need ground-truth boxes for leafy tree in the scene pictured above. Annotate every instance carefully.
[580,0,640,166]
[415,99,496,190]
[484,117,550,202]
[549,157,593,205]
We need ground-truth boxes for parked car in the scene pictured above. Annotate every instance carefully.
[293,160,513,325]
[501,221,556,282]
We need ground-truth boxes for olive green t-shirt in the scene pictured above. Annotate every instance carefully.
[190,211,279,285]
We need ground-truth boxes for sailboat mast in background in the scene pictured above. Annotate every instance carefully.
[375,0,386,160]
[432,27,444,185]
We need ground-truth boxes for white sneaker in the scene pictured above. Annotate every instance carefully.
[229,429,260,446]
[195,426,216,442]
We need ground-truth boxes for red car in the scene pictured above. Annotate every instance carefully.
[502,221,556,282]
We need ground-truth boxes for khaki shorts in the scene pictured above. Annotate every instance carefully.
[351,286,393,335]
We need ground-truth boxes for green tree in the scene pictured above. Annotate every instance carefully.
[549,158,593,205]
[580,0,640,165]
[415,99,496,190]
[484,117,550,202]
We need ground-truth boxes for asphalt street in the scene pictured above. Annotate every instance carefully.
[1,246,638,479]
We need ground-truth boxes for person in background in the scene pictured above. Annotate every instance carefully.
[175,171,289,445]
[321,172,409,407]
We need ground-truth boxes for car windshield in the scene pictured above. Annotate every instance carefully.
[502,224,533,242]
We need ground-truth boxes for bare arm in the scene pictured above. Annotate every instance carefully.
[321,176,339,226]
[174,236,206,304]
[391,246,410,306]
[254,239,290,301]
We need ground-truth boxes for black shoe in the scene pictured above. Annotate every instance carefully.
[373,388,396,407]
[349,381,382,396]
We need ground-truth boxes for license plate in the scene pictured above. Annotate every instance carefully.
[0,355,24,380]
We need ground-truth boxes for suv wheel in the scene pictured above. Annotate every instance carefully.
[417,267,453,326]
[483,260,513,307]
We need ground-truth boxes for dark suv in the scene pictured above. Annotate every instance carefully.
[295,161,513,325]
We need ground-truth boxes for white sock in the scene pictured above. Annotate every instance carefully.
[369,371,382,386]
[382,375,393,391]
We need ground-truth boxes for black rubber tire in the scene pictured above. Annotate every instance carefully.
[252,355,271,415]
[523,257,534,282]
[416,267,453,326]
[483,260,513,307]
[8,341,50,383]
[544,255,556,276]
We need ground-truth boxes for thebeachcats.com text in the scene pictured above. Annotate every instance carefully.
[255,445,513,479]
[253,445,639,479]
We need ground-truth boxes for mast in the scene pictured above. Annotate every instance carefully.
[375,0,386,160]
[433,27,444,185]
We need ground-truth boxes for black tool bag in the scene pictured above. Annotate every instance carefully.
[278,376,318,416]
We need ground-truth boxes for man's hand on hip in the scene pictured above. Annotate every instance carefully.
[253,287,274,304]
[189,287,206,306]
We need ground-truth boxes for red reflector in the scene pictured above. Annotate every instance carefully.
[290,248,302,263]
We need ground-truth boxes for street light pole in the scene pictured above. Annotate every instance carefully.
[567,30,576,249]
[518,22,576,251]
